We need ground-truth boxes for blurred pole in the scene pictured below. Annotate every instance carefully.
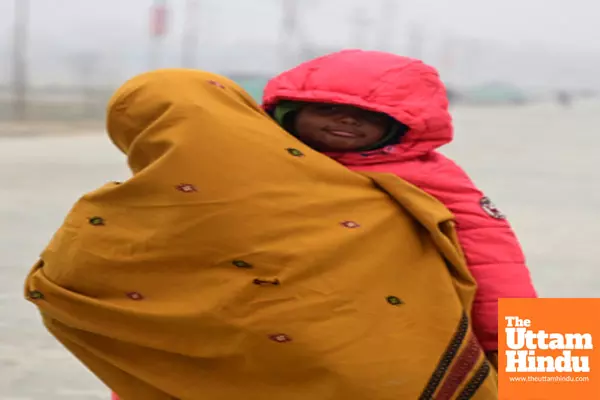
[12,0,29,121]
[280,0,299,70]
[149,0,169,70]
[438,33,457,82]
[181,0,200,68]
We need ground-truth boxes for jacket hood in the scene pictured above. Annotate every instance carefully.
[263,49,453,163]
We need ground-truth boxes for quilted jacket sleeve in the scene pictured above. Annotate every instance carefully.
[415,153,537,351]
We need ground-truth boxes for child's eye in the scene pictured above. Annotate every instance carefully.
[364,113,388,124]
[314,105,340,114]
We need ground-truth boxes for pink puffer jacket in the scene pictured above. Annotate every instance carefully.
[262,49,537,351]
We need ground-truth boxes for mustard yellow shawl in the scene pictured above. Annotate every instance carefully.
[25,69,497,399]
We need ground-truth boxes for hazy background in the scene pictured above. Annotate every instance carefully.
[1,1,599,399]
[1,0,600,125]
[1,0,600,88]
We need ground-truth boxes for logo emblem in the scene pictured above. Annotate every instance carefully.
[480,196,505,219]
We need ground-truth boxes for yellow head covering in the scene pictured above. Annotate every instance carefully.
[25,69,497,400]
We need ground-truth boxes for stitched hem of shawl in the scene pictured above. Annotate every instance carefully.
[434,334,484,400]
[418,312,469,399]
[456,362,491,400]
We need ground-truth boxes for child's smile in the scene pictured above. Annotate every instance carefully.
[294,103,392,152]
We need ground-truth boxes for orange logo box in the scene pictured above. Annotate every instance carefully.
[499,298,600,399]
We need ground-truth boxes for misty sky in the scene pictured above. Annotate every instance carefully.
[0,0,596,49]
[0,0,599,87]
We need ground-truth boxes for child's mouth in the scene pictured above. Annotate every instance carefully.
[326,129,359,138]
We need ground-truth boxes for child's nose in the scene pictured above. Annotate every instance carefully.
[339,114,361,125]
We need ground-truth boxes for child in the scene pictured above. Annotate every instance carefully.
[26,69,498,399]
[263,49,538,362]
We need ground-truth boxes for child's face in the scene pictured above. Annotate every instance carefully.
[294,103,391,152]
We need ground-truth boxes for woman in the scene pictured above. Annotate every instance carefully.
[25,69,497,399]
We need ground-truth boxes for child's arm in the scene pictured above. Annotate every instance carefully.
[415,153,538,351]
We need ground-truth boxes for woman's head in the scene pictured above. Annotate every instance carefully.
[106,69,268,173]
[275,102,405,152]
